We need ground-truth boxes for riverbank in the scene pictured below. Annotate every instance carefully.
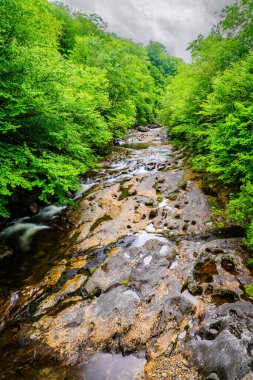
[0,126,252,379]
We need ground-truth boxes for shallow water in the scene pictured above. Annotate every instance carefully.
[72,352,146,380]
[130,231,168,248]
[0,126,250,380]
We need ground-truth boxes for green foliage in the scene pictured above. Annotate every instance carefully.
[51,2,106,55]
[71,36,157,133]
[0,0,177,219]
[146,41,182,86]
[247,258,253,268]
[159,0,253,248]
[245,284,253,298]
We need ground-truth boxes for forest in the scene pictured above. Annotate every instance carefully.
[1,1,253,378]
[0,0,181,219]
[1,0,253,248]
[159,0,253,248]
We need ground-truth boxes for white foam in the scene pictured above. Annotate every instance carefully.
[132,166,149,175]
[19,225,50,250]
[38,205,65,219]
[159,245,170,256]
[0,222,50,251]
[178,330,187,340]
[105,174,132,184]
[109,161,128,171]
[74,183,95,199]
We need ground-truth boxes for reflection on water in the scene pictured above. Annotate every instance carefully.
[131,231,168,248]
[74,352,146,380]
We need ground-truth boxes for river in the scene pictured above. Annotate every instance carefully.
[0,126,252,380]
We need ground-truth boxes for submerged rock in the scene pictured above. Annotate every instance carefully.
[138,126,150,132]
[114,137,125,146]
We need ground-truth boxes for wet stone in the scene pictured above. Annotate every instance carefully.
[0,126,252,380]
[188,302,253,380]
[35,274,87,316]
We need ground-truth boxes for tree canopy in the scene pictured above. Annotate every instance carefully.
[159,0,253,248]
[0,0,180,219]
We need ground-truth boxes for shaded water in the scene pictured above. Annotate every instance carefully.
[0,142,171,290]
[0,206,67,289]
[0,134,172,378]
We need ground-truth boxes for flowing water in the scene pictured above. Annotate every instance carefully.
[0,126,252,380]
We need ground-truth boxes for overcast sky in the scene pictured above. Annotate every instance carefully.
[62,0,235,61]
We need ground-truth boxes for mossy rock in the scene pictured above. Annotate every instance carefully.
[245,284,253,298]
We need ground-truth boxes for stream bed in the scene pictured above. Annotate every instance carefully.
[0,126,253,380]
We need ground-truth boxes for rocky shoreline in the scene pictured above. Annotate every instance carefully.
[0,126,252,379]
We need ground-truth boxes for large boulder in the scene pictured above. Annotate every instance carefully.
[188,302,253,380]
[138,126,150,132]
[148,123,161,129]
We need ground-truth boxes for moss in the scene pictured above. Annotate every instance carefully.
[153,183,161,195]
[121,280,129,285]
[90,214,113,232]
[118,184,133,201]
[245,285,253,298]
[178,181,187,190]
[211,207,226,219]
[213,221,225,229]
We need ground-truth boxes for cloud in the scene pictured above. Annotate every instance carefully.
[61,0,235,60]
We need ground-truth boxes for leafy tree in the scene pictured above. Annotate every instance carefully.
[159,0,253,248]
[72,36,157,134]
[147,42,181,76]
[51,2,106,55]
[0,0,175,219]
[0,0,110,217]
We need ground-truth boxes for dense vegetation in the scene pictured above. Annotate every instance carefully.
[2,0,252,249]
[159,0,253,248]
[0,0,180,219]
